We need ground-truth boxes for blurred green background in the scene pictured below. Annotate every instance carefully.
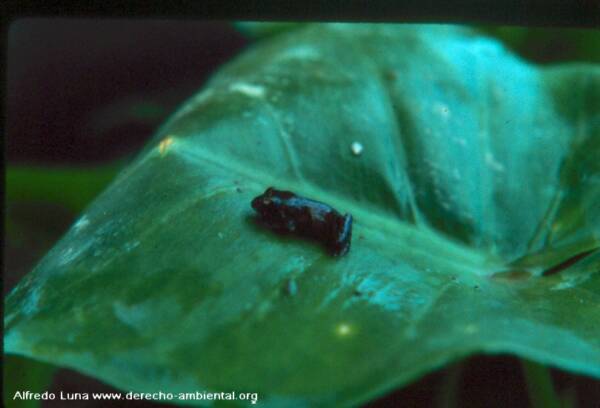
[4,20,600,407]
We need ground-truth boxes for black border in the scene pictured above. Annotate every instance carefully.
[4,0,600,27]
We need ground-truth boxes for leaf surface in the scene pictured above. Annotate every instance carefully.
[5,24,600,406]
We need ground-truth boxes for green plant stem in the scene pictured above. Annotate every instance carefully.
[6,164,121,213]
[435,361,464,408]
[521,359,561,408]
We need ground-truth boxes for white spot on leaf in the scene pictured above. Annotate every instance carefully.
[158,136,175,156]
[336,323,353,336]
[350,142,364,156]
[550,274,589,291]
[229,82,265,98]
[58,247,78,266]
[194,89,214,105]
[484,152,505,172]
[124,241,140,252]
[73,215,90,231]
[278,45,320,61]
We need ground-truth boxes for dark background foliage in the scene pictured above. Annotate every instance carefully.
[5,20,600,407]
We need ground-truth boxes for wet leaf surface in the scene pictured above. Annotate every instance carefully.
[5,24,599,406]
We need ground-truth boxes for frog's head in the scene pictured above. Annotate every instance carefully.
[251,187,277,216]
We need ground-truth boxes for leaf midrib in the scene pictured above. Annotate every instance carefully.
[137,137,502,277]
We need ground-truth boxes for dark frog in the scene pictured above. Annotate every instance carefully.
[251,187,353,256]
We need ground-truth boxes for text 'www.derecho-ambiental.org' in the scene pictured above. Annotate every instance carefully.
[13,390,259,404]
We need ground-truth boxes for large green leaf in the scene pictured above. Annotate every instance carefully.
[5,24,599,406]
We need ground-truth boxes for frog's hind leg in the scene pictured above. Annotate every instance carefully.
[330,214,353,256]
